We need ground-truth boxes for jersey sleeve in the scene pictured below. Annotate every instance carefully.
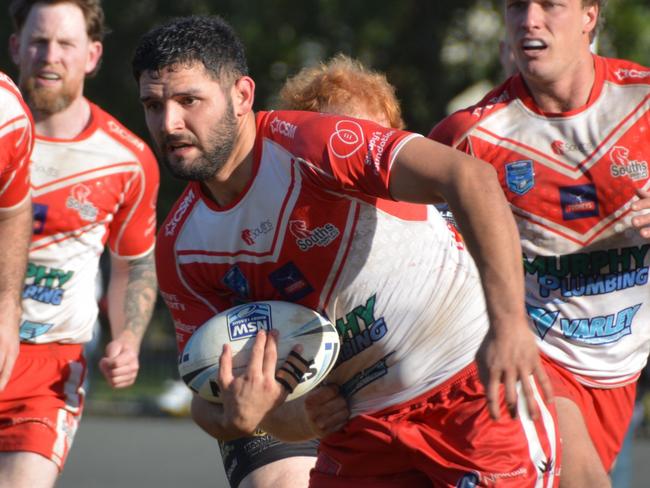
[0,75,33,210]
[107,138,160,258]
[259,110,419,200]
[428,110,475,155]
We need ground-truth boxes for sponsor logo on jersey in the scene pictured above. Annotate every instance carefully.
[161,291,187,311]
[559,304,640,345]
[609,146,649,181]
[66,184,98,222]
[336,294,388,364]
[107,120,145,152]
[269,262,314,301]
[32,203,48,235]
[222,265,250,299]
[19,320,54,340]
[538,457,554,475]
[241,219,273,245]
[560,184,599,220]
[227,302,272,341]
[527,304,560,340]
[165,189,195,236]
[524,245,650,298]
[270,117,297,139]
[471,91,511,117]
[614,68,650,81]
[505,160,535,195]
[289,220,340,251]
[329,119,365,159]
[550,140,595,156]
[173,319,197,335]
[364,130,395,175]
[456,473,480,488]
[340,353,392,398]
[23,263,74,305]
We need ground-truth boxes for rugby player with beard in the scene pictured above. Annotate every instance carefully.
[0,2,159,487]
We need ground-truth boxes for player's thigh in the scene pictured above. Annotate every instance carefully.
[240,456,315,488]
[555,397,610,488]
[0,451,59,488]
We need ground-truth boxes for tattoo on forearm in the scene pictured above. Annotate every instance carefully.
[125,251,157,340]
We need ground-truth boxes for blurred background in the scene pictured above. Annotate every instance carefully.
[2,0,650,486]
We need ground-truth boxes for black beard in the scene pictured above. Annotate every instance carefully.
[160,103,237,182]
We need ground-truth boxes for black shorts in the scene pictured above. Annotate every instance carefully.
[219,430,319,488]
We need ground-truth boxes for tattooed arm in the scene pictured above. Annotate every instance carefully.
[99,250,157,388]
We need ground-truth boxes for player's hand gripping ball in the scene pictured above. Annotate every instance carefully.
[179,301,340,403]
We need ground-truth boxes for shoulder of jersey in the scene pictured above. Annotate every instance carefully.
[603,56,650,86]
[429,78,516,145]
[90,102,155,157]
[258,109,334,142]
[158,184,199,242]
[0,73,30,123]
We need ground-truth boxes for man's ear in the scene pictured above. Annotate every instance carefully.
[9,33,21,65]
[232,76,255,116]
[85,40,103,75]
[583,5,598,37]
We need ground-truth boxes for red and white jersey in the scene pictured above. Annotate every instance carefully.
[158,110,488,415]
[430,55,650,388]
[0,71,33,211]
[21,101,159,344]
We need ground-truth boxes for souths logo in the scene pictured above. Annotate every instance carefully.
[614,68,650,81]
[609,146,648,181]
[289,220,339,251]
[241,219,273,245]
[270,117,297,139]
[551,140,594,156]
[165,189,195,236]
[66,184,98,222]
[329,120,364,159]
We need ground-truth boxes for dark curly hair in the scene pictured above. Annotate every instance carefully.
[132,15,248,86]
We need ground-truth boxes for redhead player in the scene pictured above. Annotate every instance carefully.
[134,16,559,488]
[430,1,649,487]
[0,1,159,487]
[0,70,34,398]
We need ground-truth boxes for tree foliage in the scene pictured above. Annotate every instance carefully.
[1,0,649,215]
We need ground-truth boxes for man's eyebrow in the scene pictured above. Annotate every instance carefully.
[139,88,204,103]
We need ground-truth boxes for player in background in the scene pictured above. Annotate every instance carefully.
[0,72,34,395]
[134,16,559,487]
[429,1,649,487]
[0,2,159,487]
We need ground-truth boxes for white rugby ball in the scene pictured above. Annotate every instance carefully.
[179,301,340,404]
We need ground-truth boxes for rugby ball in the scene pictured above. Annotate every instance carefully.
[178,301,340,404]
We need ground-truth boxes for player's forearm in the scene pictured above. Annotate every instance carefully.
[107,251,157,345]
[0,202,32,327]
[390,139,527,331]
[443,162,528,332]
